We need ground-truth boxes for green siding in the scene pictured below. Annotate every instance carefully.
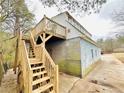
[46,37,81,77]
[58,60,81,76]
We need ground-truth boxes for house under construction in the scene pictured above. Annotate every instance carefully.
[14,11,101,93]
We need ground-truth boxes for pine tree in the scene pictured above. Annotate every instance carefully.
[0,0,34,35]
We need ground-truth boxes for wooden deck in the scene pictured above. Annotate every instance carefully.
[31,16,67,40]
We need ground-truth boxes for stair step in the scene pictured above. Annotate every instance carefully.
[29,58,40,62]
[29,50,34,52]
[32,83,53,93]
[33,71,47,77]
[31,66,45,70]
[30,61,43,65]
[32,77,50,85]
[29,54,35,56]
[29,55,35,57]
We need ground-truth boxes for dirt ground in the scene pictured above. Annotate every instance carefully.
[67,54,124,93]
[0,54,124,93]
[0,69,17,93]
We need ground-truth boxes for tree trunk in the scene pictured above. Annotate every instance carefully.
[13,6,21,73]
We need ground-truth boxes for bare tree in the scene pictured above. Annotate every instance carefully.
[40,0,107,15]
[113,9,124,28]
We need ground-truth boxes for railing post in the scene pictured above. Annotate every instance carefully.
[41,32,46,63]
[42,45,46,64]
[29,71,33,93]
[55,65,59,93]
[43,15,47,31]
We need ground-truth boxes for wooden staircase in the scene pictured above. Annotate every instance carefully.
[14,15,67,93]
[31,61,54,93]
[25,41,54,93]
[14,31,59,93]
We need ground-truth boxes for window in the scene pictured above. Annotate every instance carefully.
[91,49,94,59]
[95,50,97,56]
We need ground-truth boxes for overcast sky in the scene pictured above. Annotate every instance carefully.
[26,0,124,40]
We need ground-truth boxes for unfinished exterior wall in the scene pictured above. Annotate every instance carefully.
[80,38,101,77]
[46,37,81,76]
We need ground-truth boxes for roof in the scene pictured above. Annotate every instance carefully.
[52,11,92,36]
[80,35,100,48]
[52,11,99,47]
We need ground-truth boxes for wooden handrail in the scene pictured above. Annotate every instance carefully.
[22,40,31,70]
[43,47,59,93]
[44,47,56,67]
[45,16,66,29]
[30,32,43,60]
[30,31,36,47]
[21,40,32,93]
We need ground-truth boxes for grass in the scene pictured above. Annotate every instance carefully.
[113,53,124,63]
[0,31,16,68]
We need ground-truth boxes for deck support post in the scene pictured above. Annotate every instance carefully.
[40,32,53,63]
